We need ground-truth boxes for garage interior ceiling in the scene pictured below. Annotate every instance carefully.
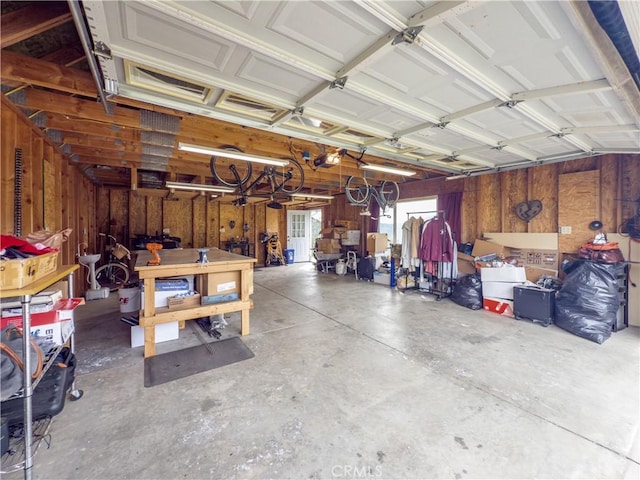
[1,1,639,192]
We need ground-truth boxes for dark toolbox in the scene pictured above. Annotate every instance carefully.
[1,348,76,428]
[513,285,556,327]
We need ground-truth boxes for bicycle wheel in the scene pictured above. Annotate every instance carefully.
[210,155,253,187]
[345,176,369,205]
[273,159,305,194]
[379,180,400,208]
[94,262,129,291]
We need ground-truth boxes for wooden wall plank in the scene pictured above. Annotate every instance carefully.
[500,169,528,233]
[0,98,16,234]
[109,189,129,244]
[461,177,478,243]
[477,174,501,235]
[15,116,32,236]
[192,196,207,248]
[129,192,147,246]
[162,197,191,247]
[31,138,44,231]
[527,164,557,233]
[205,200,218,248]
[0,98,96,294]
[145,196,163,237]
[599,156,619,234]
[255,205,267,265]
[558,170,600,253]
[43,145,57,232]
[619,156,640,231]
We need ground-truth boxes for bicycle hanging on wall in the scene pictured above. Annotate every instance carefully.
[210,149,305,209]
[344,175,400,217]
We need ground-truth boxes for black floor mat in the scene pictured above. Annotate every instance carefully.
[144,337,254,387]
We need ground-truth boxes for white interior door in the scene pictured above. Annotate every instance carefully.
[287,210,311,262]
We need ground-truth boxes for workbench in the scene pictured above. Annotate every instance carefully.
[134,248,256,358]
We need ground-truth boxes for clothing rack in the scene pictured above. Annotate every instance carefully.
[398,210,455,300]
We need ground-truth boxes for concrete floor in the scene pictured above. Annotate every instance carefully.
[10,263,640,479]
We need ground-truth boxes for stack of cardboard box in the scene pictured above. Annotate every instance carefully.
[458,239,559,282]
[459,238,560,318]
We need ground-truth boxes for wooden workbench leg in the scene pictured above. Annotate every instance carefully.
[241,310,250,336]
[144,326,156,358]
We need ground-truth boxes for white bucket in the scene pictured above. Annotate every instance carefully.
[119,284,141,313]
[335,259,346,275]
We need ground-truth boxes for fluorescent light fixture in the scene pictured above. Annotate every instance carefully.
[165,181,235,193]
[290,192,335,200]
[178,142,289,167]
[360,164,416,176]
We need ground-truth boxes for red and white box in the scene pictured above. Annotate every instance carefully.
[1,298,83,346]
[483,296,514,317]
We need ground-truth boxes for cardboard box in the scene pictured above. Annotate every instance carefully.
[316,239,341,253]
[483,297,515,317]
[457,252,477,276]
[208,271,240,295]
[341,230,361,246]
[524,266,558,283]
[143,277,191,308]
[472,240,508,259]
[167,293,201,309]
[49,280,69,298]
[145,289,190,309]
[508,248,559,270]
[367,233,388,254]
[0,251,59,290]
[334,219,358,230]
[480,266,526,283]
[1,298,82,346]
[131,322,179,348]
[321,227,347,239]
[481,281,524,300]
[1,289,64,316]
[373,272,391,286]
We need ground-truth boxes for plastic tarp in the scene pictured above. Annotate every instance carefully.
[451,273,483,310]
[555,260,624,344]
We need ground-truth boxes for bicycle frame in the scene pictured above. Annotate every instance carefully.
[345,177,399,216]
[231,165,293,205]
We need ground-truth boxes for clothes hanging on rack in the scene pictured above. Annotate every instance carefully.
[419,216,458,279]
[401,216,423,271]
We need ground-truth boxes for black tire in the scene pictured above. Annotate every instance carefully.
[93,262,129,290]
[379,180,399,208]
[345,176,369,205]
[274,159,305,194]
[210,155,253,187]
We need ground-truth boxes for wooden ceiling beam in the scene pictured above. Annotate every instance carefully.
[1,2,72,48]
[40,44,87,67]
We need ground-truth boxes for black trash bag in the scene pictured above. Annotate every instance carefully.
[451,273,483,310]
[555,260,624,344]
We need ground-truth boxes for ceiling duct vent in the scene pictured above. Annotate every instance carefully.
[139,110,180,134]
[139,170,165,188]
[140,131,176,146]
[45,129,62,144]
[6,89,26,105]
[142,144,173,157]
[30,112,48,128]
[140,154,169,171]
